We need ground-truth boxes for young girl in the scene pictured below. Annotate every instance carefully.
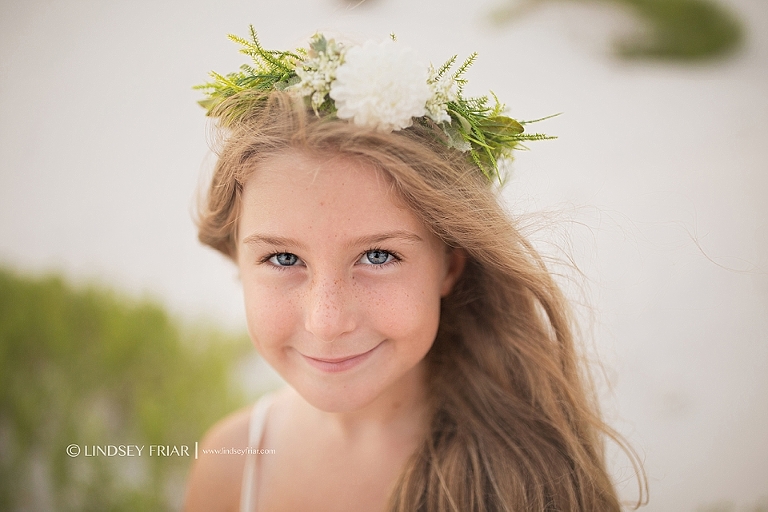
[184,30,643,512]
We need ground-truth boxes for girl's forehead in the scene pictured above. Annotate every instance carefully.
[239,150,423,231]
[244,150,400,204]
[235,148,451,256]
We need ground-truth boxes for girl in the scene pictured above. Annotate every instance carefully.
[184,30,643,512]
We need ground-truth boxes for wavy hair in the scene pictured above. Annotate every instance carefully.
[197,91,645,511]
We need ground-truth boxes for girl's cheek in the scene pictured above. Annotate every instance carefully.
[244,283,299,351]
[369,279,441,340]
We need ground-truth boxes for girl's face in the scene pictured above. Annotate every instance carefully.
[237,150,463,413]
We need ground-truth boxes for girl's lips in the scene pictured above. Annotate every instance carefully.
[301,343,381,373]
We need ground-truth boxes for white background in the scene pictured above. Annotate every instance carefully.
[1,0,766,510]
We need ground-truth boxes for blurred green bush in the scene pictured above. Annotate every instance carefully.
[615,0,743,60]
[492,0,744,61]
[0,267,252,511]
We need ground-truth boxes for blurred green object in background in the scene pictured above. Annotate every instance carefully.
[0,267,251,511]
[616,0,743,60]
[491,0,744,61]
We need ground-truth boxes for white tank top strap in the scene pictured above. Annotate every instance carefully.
[240,393,275,512]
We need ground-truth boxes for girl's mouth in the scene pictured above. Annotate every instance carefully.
[300,343,381,373]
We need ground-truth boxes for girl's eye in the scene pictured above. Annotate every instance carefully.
[359,250,395,266]
[268,253,300,267]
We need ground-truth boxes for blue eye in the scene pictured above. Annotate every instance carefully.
[360,250,394,265]
[269,253,299,266]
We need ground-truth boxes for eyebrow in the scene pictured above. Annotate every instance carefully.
[241,234,308,250]
[241,230,423,249]
[348,231,423,248]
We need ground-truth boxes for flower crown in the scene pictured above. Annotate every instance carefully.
[196,27,552,183]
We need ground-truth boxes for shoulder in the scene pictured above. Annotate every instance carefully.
[182,404,253,512]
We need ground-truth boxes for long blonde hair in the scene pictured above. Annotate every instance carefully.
[197,91,645,511]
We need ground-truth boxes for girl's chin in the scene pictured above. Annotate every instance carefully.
[293,380,383,414]
[275,350,427,415]
[288,368,426,416]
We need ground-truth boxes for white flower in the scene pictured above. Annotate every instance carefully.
[288,35,345,112]
[426,65,458,124]
[329,40,432,132]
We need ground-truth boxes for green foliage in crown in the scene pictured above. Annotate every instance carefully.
[196,27,553,183]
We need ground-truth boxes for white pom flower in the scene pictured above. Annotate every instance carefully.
[330,40,432,132]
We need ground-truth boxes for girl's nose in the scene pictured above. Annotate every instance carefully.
[304,273,357,343]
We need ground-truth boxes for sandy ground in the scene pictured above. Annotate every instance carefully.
[1,0,766,510]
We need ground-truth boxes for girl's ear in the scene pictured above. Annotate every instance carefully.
[440,248,467,297]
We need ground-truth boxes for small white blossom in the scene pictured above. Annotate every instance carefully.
[329,40,432,132]
[425,65,458,124]
[288,35,345,112]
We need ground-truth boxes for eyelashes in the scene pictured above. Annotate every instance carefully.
[269,253,300,267]
[258,252,303,268]
[358,249,399,266]
[260,248,402,270]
